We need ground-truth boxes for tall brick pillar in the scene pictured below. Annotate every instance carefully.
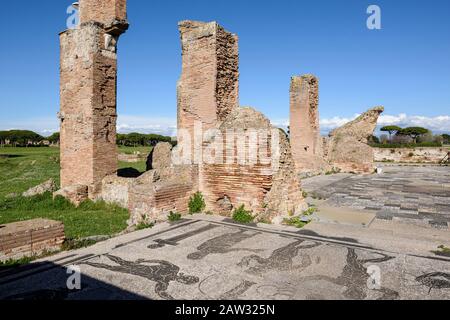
[177,21,239,153]
[289,74,325,173]
[59,0,128,199]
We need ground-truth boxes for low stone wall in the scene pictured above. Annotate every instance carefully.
[0,219,65,262]
[374,147,449,163]
[101,175,135,208]
[127,165,199,225]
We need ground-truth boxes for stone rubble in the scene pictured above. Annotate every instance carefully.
[22,179,57,197]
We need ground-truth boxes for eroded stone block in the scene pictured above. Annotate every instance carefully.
[326,106,384,173]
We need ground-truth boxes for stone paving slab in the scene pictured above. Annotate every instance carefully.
[0,217,449,300]
[302,165,450,229]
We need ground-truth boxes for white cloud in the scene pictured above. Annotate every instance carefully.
[117,115,177,136]
[318,113,450,133]
[0,117,59,136]
[1,113,449,137]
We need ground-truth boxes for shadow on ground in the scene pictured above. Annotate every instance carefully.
[0,261,147,300]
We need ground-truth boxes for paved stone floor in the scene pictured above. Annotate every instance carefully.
[0,217,449,300]
[302,165,450,229]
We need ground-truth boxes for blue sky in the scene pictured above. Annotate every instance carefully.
[0,0,449,136]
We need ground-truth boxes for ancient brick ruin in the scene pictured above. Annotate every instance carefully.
[59,0,128,200]
[324,106,384,173]
[125,21,306,224]
[177,21,239,158]
[289,75,327,174]
[57,0,383,225]
[0,219,64,262]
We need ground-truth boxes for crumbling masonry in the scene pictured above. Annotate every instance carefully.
[58,0,381,224]
[324,106,384,174]
[125,20,306,224]
[59,0,128,199]
[289,75,327,173]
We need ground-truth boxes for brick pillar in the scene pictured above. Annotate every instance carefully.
[289,74,323,172]
[177,21,239,149]
[59,0,128,199]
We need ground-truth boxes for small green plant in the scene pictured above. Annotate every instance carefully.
[188,192,206,214]
[0,250,57,268]
[433,245,450,257]
[303,206,317,216]
[302,191,308,198]
[258,218,272,224]
[283,216,308,228]
[325,167,341,175]
[135,221,154,231]
[0,256,34,268]
[232,205,254,223]
[168,211,182,222]
[62,238,97,251]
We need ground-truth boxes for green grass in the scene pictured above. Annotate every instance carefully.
[0,256,35,268]
[118,160,147,173]
[0,193,129,239]
[118,146,152,155]
[0,147,60,198]
[118,146,151,174]
[0,147,130,241]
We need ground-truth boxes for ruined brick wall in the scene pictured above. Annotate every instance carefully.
[0,219,64,262]
[128,166,199,225]
[59,0,128,199]
[289,75,325,173]
[177,21,239,142]
[79,0,127,27]
[200,107,306,220]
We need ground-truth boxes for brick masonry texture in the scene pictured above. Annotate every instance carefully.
[290,75,327,173]
[79,0,127,27]
[59,0,128,201]
[0,219,65,262]
[200,107,306,220]
[177,21,239,144]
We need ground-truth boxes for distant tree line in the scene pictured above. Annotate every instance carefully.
[0,130,47,147]
[0,130,175,147]
[117,133,175,147]
[372,126,449,147]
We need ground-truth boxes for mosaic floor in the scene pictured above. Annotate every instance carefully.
[303,166,450,229]
[0,218,449,300]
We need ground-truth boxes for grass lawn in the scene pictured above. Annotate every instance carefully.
[118,145,151,173]
[119,160,147,173]
[0,193,129,239]
[0,147,131,240]
[0,147,60,198]
[118,145,152,155]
